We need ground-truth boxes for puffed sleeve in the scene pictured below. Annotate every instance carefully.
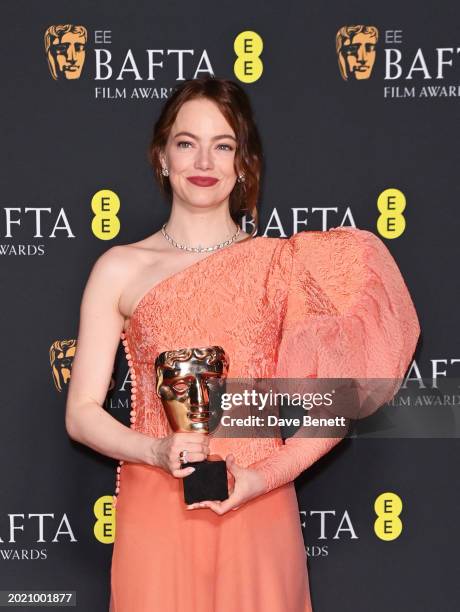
[249,227,421,493]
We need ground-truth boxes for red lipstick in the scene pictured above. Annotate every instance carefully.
[187,176,219,187]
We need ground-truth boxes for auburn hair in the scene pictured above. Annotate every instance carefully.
[148,76,263,237]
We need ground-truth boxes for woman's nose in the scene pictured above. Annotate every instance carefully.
[194,148,214,170]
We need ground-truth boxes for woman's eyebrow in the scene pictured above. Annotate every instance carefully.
[173,131,237,142]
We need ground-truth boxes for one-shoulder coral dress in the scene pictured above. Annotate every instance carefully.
[109,227,420,611]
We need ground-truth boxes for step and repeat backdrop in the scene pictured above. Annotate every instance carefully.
[1,1,459,610]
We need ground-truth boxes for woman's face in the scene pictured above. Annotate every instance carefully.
[161,97,239,209]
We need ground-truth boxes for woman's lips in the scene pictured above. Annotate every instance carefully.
[187,176,219,187]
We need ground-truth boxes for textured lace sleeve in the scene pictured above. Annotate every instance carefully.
[249,227,421,494]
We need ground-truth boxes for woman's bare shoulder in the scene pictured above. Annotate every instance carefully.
[83,233,164,308]
[95,231,164,269]
[98,232,172,317]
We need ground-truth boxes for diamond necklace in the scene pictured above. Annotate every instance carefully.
[161,222,241,253]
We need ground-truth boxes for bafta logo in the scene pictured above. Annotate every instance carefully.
[336,25,379,81]
[50,339,76,391]
[49,339,116,393]
[44,24,88,80]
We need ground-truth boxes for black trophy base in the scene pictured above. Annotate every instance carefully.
[182,459,229,504]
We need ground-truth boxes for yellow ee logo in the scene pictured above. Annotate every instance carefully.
[93,495,116,543]
[234,31,263,83]
[377,188,406,238]
[91,189,121,240]
[374,491,403,541]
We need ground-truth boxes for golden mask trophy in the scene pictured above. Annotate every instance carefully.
[155,346,229,504]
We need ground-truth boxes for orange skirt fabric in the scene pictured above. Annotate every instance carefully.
[109,462,312,612]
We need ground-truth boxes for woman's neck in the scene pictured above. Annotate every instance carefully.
[164,203,239,247]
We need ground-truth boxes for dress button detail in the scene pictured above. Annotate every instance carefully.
[112,329,138,508]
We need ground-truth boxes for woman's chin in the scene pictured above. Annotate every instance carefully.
[179,191,231,208]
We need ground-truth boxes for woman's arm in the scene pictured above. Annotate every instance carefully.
[65,246,158,466]
[248,227,421,495]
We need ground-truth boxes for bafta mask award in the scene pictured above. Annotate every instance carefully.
[155,346,229,505]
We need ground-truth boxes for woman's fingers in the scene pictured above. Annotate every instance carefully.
[172,466,196,479]
[172,442,210,458]
[186,490,243,514]
[174,433,209,451]
[169,450,208,473]
[170,448,212,476]
[186,499,221,509]
[176,450,209,463]
[197,498,237,514]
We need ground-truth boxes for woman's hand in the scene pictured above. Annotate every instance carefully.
[153,432,209,478]
[186,454,268,515]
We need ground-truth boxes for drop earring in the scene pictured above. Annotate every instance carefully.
[161,166,169,177]
[237,173,245,183]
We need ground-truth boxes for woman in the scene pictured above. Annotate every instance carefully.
[65,76,420,611]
